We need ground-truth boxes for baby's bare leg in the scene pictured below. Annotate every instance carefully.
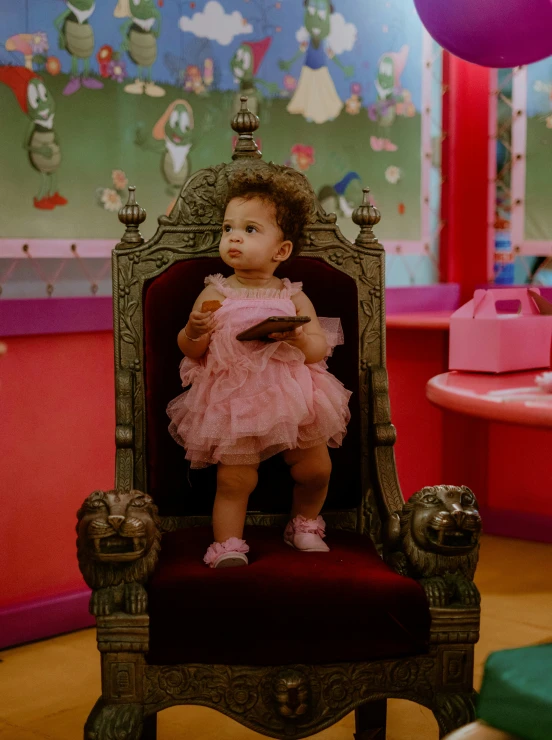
[213,463,259,542]
[283,444,332,519]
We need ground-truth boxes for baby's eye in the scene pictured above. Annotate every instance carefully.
[246,225,257,233]
[223,224,232,232]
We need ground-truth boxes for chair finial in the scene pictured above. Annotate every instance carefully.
[231,96,262,160]
[118,186,147,247]
[352,188,381,248]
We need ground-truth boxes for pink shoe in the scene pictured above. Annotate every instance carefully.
[204,537,249,568]
[284,515,330,552]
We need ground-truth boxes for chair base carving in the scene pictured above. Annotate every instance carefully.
[84,698,144,740]
[88,607,479,739]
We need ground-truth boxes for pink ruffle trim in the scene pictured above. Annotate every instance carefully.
[203,537,250,565]
[288,515,326,538]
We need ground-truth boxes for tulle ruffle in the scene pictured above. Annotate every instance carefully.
[287,515,326,538]
[205,273,302,300]
[203,537,249,565]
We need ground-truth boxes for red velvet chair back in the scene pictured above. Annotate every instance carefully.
[143,256,361,516]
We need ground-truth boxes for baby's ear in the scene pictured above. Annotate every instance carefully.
[275,240,293,262]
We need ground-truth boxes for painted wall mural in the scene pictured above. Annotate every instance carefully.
[0,0,430,248]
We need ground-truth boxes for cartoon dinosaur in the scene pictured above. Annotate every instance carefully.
[279,0,354,124]
[114,0,165,97]
[135,99,194,205]
[230,37,278,117]
[54,0,103,95]
[0,66,67,210]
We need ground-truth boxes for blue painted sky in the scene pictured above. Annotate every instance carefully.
[0,0,425,108]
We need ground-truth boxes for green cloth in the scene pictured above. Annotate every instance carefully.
[477,644,552,740]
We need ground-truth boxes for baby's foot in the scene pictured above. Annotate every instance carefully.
[284,515,330,552]
[204,537,249,568]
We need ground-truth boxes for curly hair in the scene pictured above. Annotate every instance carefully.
[224,168,314,258]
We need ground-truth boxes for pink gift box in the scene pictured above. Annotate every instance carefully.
[449,288,552,373]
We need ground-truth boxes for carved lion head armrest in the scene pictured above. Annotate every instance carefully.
[77,489,161,616]
[384,485,482,609]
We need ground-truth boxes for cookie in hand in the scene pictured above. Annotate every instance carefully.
[201,300,222,314]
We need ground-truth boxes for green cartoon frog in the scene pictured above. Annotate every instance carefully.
[0,66,67,210]
[114,0,165,97]
[230,38,278,117]
[136,99,194,200]
[54,0,103,96]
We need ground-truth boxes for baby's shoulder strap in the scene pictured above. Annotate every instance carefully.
[283,278,303,297]
[204,273,231,297]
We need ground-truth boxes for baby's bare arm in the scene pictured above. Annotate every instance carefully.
[177,286,223,359]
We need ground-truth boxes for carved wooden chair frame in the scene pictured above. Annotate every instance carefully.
[80,101,481,740]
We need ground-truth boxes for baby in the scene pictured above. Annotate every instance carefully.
[167,170,351,567]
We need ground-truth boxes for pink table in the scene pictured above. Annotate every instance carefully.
[426,370,552,428]
[425,370,552,544]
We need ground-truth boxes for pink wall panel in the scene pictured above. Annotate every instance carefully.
[1,332,115,608]
[386,327,448,499]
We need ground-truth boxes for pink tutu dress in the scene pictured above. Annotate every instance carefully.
[167,274,352,468]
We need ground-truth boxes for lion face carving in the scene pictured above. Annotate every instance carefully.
[407,486,481,555]
[76,489,161,590]
[401,485,481,579]
[272,669,309,719]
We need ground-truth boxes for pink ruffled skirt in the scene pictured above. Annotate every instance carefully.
[167,341,351,469]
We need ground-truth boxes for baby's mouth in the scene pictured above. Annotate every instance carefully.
[228,249,242,257]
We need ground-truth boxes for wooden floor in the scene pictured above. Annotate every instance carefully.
[1,534,551,740]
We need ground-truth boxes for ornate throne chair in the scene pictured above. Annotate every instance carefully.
[78,101,482,740]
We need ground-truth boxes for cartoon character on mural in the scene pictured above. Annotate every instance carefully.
[135,99,194,209]
[0,66,67,210]
[230,37,279,116]
[184,59,214,95]
[279,0,356,124]
[317,171,362,241]
[367,46,415,151]
[54,0,103,95]
[114,0,165,97]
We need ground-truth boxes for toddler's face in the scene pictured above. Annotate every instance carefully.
[221,197,291,272]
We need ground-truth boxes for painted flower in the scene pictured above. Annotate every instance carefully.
[97,45,113,64]
[283,74,297,92]
[398,202,406,215]
[290,144,315,172]
[345,95,362,115]
[108,59,126,83]
[101,188,123,212]
[97,46,114,78]
[45,56,61,76]
[31,32,48,54]
[385,166,402,185]
[112,170,128,191]
[351,82,361,95]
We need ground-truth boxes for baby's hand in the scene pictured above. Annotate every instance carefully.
[186,310,216,340]
[268,326,305,344]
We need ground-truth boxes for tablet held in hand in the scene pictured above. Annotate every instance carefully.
[236,316,311,341]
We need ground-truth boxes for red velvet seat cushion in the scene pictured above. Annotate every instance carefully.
[146,527,431,666]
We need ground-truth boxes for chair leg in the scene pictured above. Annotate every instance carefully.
[142,713,157,740]
[354,700,387,740]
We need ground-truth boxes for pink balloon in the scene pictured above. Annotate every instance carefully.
[414,0,552,68]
